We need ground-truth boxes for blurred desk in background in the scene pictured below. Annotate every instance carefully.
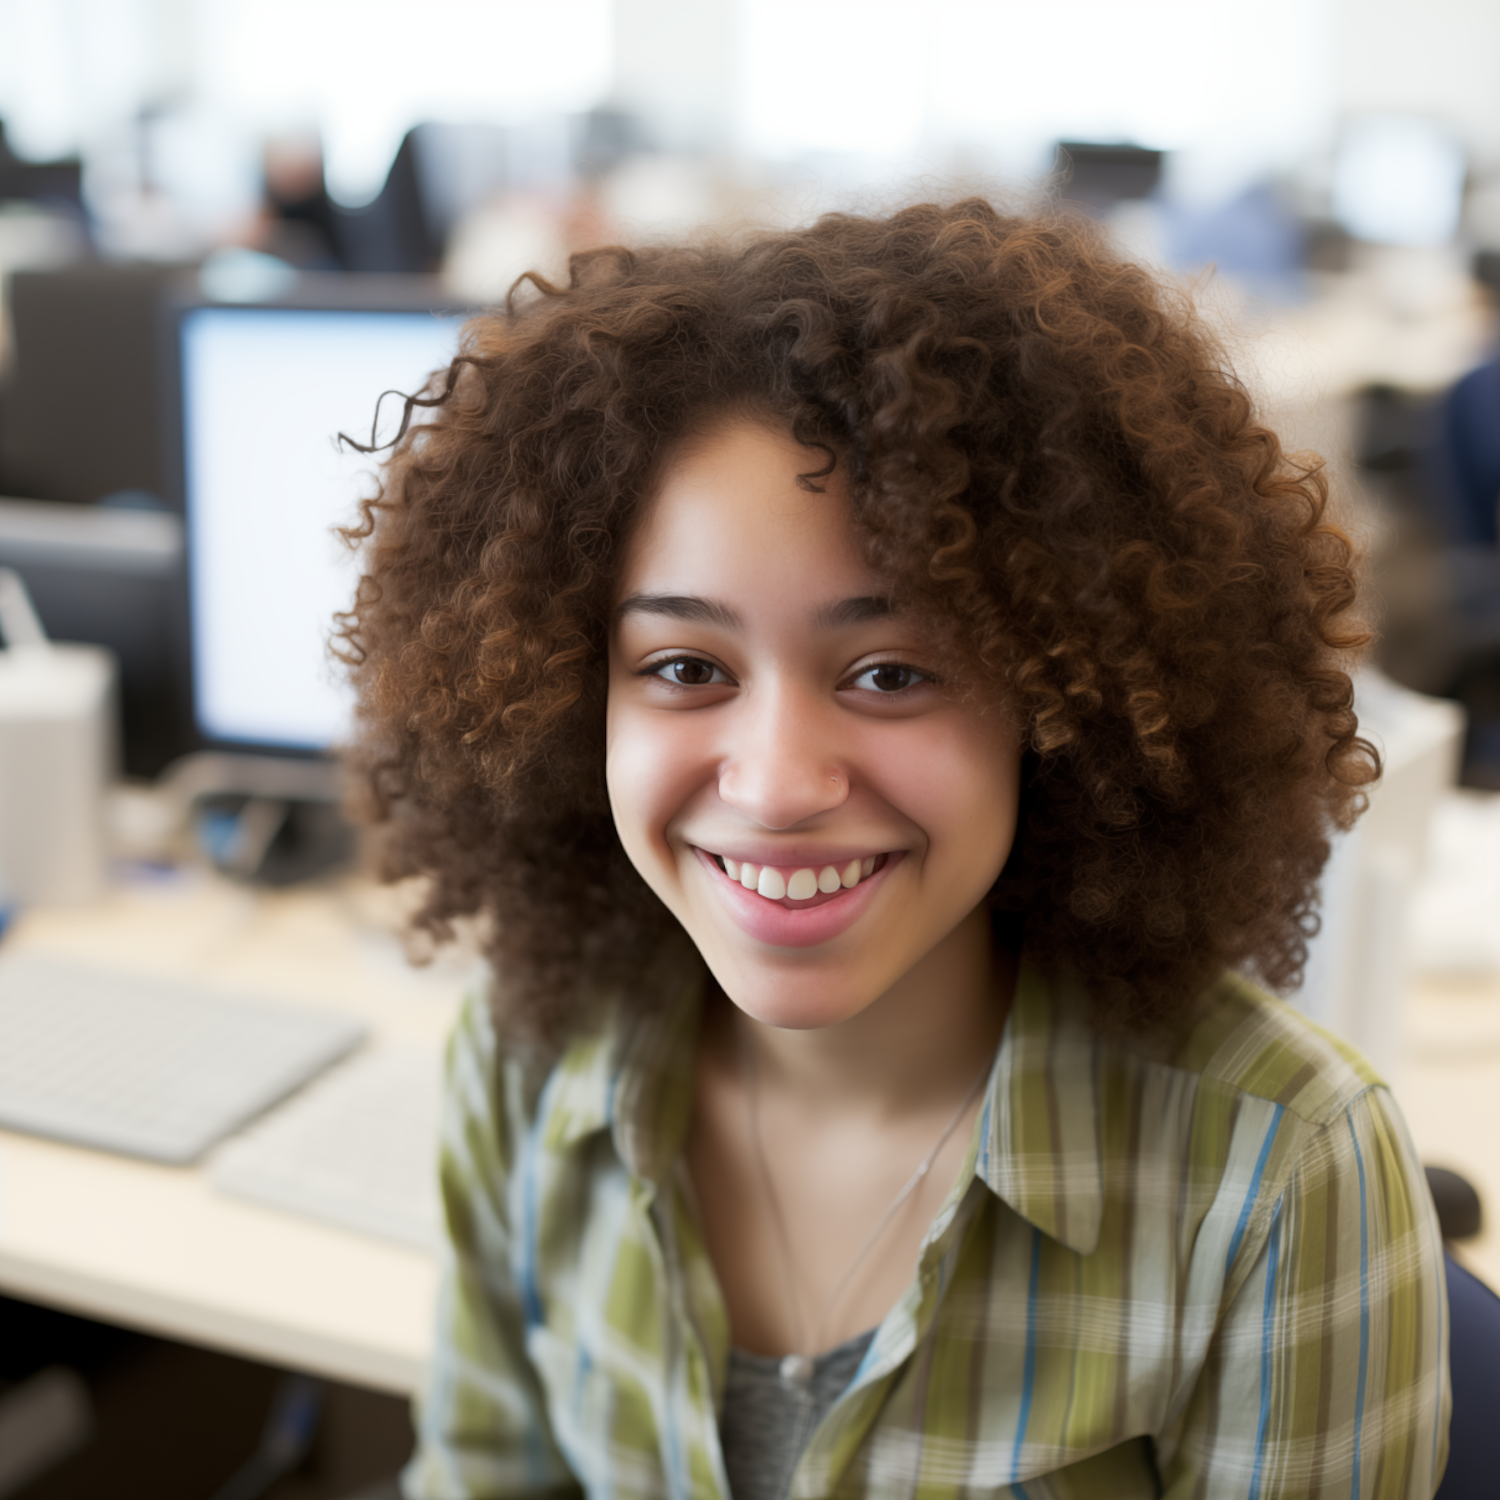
[0,872,467,1395]
[1399,788,1500,1288]
[1400,971,1500,1292]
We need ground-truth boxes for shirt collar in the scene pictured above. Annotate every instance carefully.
[973,957,1104,1256]
[541,946,1104,1256]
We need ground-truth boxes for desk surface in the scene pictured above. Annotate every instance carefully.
[0,871,468,1395]
[1396,974,1500,1292]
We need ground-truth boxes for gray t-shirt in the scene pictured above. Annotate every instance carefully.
[719,1329,876,1500]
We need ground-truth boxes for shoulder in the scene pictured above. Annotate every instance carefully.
[1150,969,1383,1128]
[1147,977,1434,1286]
[444,965,614,1144]
[442,946,701,1178]
[1081,972,1417,1278]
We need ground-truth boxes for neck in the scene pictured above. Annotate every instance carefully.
[724,905,1011,1119]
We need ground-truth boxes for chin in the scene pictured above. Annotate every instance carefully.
[724,987,872,1032]
[702,947,890,1032]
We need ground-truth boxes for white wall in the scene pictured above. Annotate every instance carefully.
[612,0,737,152]
[732,0,1335,200]
[1332,0,1500,168]
[0,0,189,160]
[199,0,613,205]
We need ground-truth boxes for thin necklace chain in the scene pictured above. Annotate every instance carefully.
[742,1033,991,1372]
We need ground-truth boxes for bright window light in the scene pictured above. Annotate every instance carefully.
[0,0,160,160]
[736,0,1332,194]
[198,0,613,205]
[736,0,928,159]
[1332,116,1467,247]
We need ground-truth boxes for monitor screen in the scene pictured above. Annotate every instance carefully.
[180,306,463,750]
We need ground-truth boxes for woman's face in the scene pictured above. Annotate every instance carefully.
[606,417,1023,1031]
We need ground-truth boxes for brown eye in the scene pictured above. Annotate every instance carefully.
[652,657,726,686]
[853,663,924,693]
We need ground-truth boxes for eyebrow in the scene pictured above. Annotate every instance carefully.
[813,595,893,628]
[615,593,741,628]
[614,592,894,630]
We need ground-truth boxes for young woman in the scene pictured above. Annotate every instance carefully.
[340,201,1449,1499]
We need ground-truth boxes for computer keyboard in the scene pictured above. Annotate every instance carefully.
[211,1046,444,1252]
[0,954,367,1164]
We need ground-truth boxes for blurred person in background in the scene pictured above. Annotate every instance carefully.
[257,128,344,270]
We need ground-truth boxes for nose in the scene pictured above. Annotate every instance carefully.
[716,682,849,830]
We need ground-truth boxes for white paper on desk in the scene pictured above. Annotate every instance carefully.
[210,1047,444,1253]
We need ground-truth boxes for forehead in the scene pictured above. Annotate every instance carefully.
[618,418,878,600]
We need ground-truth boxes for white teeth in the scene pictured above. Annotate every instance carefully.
[722,854,885,901]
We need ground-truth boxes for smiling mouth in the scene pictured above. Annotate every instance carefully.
[704,850,890,905]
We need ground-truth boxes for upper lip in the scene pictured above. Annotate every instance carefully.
[692,842,893,867]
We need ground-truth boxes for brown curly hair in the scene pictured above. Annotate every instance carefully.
[337,198,1377,1043]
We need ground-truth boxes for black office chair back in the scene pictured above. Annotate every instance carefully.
[1426,357,1500,549]
[1434,1254,1500,1499]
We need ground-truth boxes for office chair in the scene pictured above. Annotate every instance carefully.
[1434,1254,1500,1500]
[1425,1167,1497,1500]
[1428,358,1500,549]
[333,128,444,275]
[1414,356,1500,785]
[0,121,86,225]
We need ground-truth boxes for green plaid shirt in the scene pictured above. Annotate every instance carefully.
[404,951,1450,1499]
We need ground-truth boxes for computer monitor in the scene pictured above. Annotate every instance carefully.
[1054,142,1164,212]
[176,298,466,752]
[2,266,181,507]
[0,498,184,778]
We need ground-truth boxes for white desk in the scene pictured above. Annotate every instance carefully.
[0,870,468,1395]
[1397,972,1500,1292]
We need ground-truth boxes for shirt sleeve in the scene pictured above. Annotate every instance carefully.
[1161,1084,1451,1500]
[402,987,582,1500]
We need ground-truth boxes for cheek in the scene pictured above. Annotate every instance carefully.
[604,700,714,873]
[871,716,1021,881]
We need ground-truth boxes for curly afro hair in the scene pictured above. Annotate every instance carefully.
[336,198,1377,1044]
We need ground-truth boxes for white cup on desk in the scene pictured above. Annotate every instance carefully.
[0,569,114,907]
